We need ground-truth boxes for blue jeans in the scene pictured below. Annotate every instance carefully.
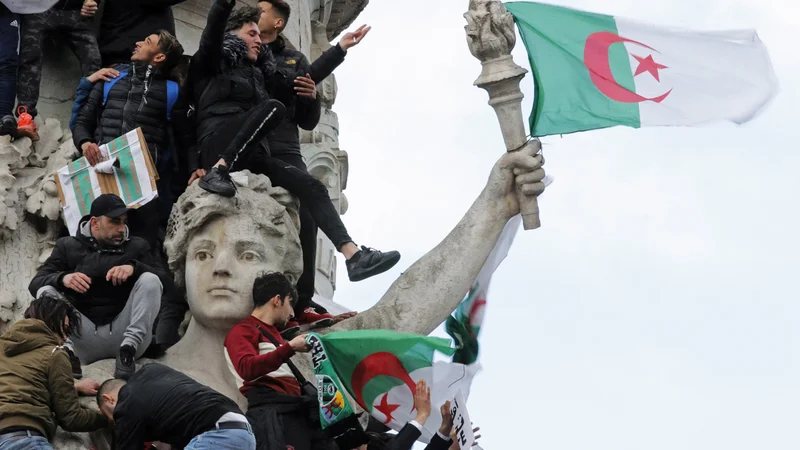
[0,435,53,450]
[184,428,256,450]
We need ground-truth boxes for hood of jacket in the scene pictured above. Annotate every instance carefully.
[75,216,130,253]
[1,319,61,357]
[222,34,276,77]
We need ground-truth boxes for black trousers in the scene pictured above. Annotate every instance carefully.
[199,102,353,263]
[245,387,336,450]
[0,6,18,118]
[273,153,321,313]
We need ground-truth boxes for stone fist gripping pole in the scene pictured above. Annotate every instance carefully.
[465,0,542,230]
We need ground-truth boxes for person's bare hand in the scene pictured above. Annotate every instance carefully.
[485,141,546,219]
[81,142,102,166]
[88,68,120,83]
[414,379,431,425]
[332,311,357,324]
[339,24,371,51]
[448,425,481,449]
[75,378,100,396]
[106,265,134,286]
[188,169,207,185]
[289,334,310,352]
[438,400,453,436]
[63,272,91,294]
[294,74,316,99]
[81,0,98,17]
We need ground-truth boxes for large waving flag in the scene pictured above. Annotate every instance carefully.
[446,215,521,364]
[309,330,480,443]
[506,1,778,137]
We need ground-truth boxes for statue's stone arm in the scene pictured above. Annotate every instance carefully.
[339,145,546,335]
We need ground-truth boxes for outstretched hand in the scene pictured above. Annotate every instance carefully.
[484,141,546,219]
[331,311,357,324]
[339,24,371,51]
[413,379,432,425]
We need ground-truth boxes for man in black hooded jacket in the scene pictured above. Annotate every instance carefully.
[29,194,163,381]
[189,0,401,291]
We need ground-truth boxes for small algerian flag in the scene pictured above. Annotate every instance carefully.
[315,330,481,443]
[446,215,521,365]
[505,2,779,136]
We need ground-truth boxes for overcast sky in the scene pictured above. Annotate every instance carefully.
[326,1,797,449]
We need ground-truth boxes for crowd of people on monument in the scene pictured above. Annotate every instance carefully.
[0,0,488,449]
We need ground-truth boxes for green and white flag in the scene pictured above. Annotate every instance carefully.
[313,330,481,444]
[506,1,778,136]
[446,215,521,365]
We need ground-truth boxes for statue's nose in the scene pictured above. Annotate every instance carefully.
[212,250,234,276]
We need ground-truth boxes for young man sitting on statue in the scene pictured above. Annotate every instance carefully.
[28,194,163,381]
[256,0,375,330]
[186,0,400,292]
[224,272,335,450]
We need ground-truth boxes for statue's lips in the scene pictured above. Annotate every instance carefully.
[208,287,238,295]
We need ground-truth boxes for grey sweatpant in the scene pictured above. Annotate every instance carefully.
[37,273,162,364]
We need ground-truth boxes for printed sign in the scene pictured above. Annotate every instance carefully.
[54,128,159,235]
[450,391,475,449]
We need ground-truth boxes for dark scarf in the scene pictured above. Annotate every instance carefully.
[221,34,276,77]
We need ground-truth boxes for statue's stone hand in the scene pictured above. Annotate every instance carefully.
[485,142,546,219]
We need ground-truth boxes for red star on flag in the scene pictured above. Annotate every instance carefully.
[374,393,401,424]
[632,54,668,81]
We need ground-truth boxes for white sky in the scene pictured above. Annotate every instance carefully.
[329,1,798,449]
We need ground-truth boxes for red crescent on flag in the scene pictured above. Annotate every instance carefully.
[584,31,671,103]
[351,352,418,411]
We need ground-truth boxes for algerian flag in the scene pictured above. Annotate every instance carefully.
[446,215,521,365]
[505,1,779,136]
[315,330,481,443]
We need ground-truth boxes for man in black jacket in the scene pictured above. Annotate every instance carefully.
[190,0,400,292]
[97,363,256,450]
[29,194,163,381]
[97,0,188,67]
[257,0,372,327]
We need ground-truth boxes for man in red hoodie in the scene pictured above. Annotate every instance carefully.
[224,271,334,450]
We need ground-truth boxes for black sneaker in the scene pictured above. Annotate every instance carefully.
[346,246,401,282]
[0,115,15,137]
[65,347,82,379]
[199,166,236,198]
[114,345,136,380]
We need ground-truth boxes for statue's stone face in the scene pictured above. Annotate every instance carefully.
[185,214,286,329]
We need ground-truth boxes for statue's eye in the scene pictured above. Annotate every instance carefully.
[195,251,212,262]
[240,251,261,263]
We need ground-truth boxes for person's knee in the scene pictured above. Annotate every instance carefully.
[136,272,164,297]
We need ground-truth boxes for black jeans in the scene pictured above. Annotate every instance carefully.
[0,5,19,118]
[273,153,319,312]
[199,102,353,257]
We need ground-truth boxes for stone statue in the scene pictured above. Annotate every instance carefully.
[161,172,304,405]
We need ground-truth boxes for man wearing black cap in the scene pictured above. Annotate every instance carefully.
[29,194,163,380]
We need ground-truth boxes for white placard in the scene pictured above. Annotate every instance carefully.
[450,391,475,449]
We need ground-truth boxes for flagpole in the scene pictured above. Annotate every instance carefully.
[465,0,542,230]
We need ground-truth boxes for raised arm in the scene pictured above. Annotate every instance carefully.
[339,145,546,335]
[193,0,236,70]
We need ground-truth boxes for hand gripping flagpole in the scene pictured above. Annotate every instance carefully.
[465,0,541,230]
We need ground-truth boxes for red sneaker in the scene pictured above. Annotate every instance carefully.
[16,106,39,142]
[296,307,334,325]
